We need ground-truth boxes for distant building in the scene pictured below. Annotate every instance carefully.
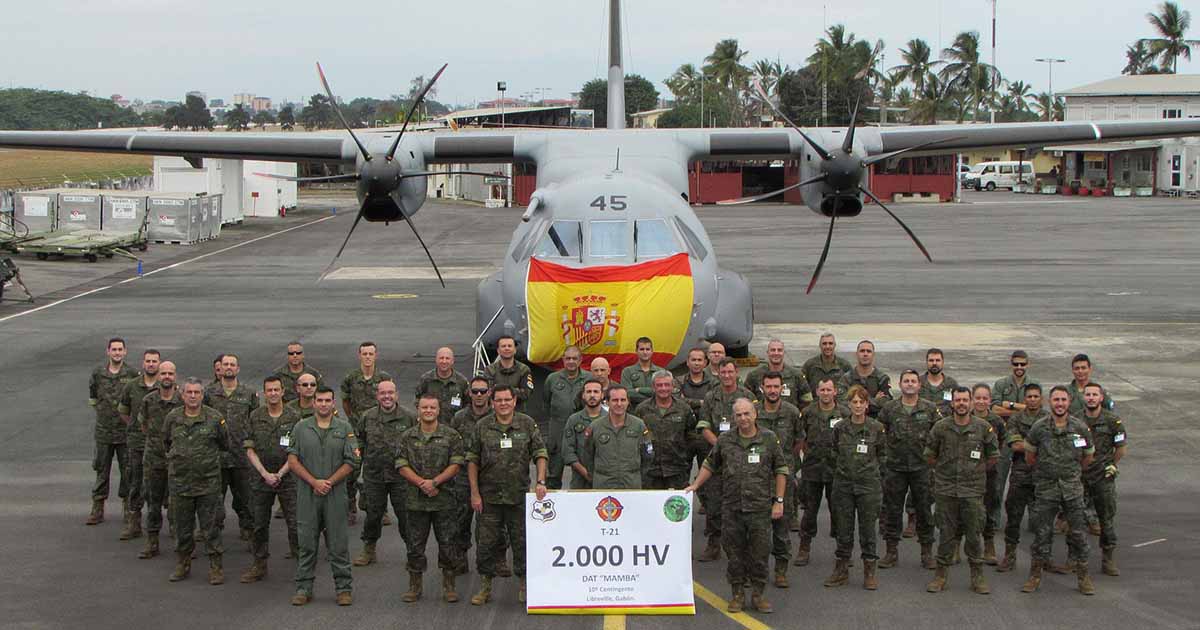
[630,107,672,129]
[209,98,225,108]
[251,97,272,112]
[110,94,130,108]
[186,90,206,103]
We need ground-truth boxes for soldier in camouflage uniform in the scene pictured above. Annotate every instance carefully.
[86,337,138,525]
[483,336,535,413]
[117,349,161,540]
[686,398,787,614]
[878,369,940,570]
[753,371,802,586]
[620,337,662,407]
[396,395,467,603]
[562,379,606,490]
[745,339,813,411]
[635,370,697,490]
[998,383,1048,573]
[836,340,892,417]
[675,348,717,492]
[918,348,959,412]
[796,377,849,566]
[801,333,852,400]
[1064,354,1114,418]
[287,386,361,607]
[339,341,392,525]
[204,353,259,541]
[449,376,494,575]
[1021,386,1096,595]
[137,361,182,559]
[971,384,1007,564]
[414,346,469,424]
[542,346,587,489]
[585,385,652,489]
[353,379,416,567]
[286,373,320,419]
[1081,383,1126,577]
[824,385,887,590]
[240,376,302,583]
[466,385,548,605]
[924,387,999,595]
[695,358,756,562]
[164,378,232,585]
[990,350,1038,540]
[272,341,324,403]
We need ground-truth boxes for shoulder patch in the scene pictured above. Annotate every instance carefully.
[347,432,356,439]
[219,418,226,425]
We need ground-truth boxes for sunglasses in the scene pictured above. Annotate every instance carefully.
[298,382,317,387]
[1011,362,1028,367]
[470,388,490,395]
[287,351,303,355]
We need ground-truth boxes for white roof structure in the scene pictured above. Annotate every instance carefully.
[1060,75,1200,97]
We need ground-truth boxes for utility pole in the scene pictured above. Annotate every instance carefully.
[990,0,997,124]
[1034,58,1066,121]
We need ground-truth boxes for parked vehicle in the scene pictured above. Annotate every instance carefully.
[968,161,1034,191]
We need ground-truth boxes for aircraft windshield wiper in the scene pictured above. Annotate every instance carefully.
[547,226,570,257]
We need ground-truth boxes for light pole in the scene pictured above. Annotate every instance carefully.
[1034,58,1066,120]
[990,0,997,124]
[497,81,507,128]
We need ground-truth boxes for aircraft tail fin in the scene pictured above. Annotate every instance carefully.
[607,0,625,130]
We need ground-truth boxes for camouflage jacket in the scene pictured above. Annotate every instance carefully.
[924,416,999,498]
[339,368,392,427]
[1025,416,1095,501]
[1083,409,1127,483]
[585,414,652,490]
[396,423,466,511]
[414,368,469,423]
[754,400,802,473]
[89,363,138,444]
[449,406,492,488]
[359,403,417,484]
[877,397,941,472]
[830,418,887,494]
[918,372,959,413]
[1006,409,1049,483]
[703,427,788,513]
[204,381,259,469]
[244,405,303,485]
[697,386,756,435]
[634,398,697,478]
[991,374,1040,408]
[837,367,893,416]
[118,373,158,450]
[745,364,812,410]
[797,402,851,483]
[484,359,535,411]
[466,412,548,505]
[674,372,718,424]
[284,399,318,420]
[164,406,231,497]
[801,354,852,394]
[138,387,184,470]
[271,363,324,403]
[1063,381,1115,417]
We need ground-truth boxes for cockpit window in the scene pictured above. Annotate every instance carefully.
[673,217,708,261]
[634,219,681,260]
[532,220,582,259]
[589,220,628,258]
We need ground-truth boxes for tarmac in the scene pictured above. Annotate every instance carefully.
[1,190,1198,629]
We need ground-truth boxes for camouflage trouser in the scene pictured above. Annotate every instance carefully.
[934,495,984,566]
[220,467,252,531]
[883,468,934,545]
[172,492,222,557]
[92,441,129,502]
[771,476,795,565]
[722,508,772,589]
[143,466,169,535]
[799,479,836,541]
[126,447,145,512]
[644,471,690,490]
[405,508,461,573]
[1031,492,1089,564]
[832,484,880,561]
[477,502,525,578]
[1085,477,1118,550]
[688,435,711,518]
[251,478,297,560]
[702,473,723,540]
[989,443,1012,532]
[984,468,1002,538]
[1003,479,1035,546]
[361,479,408,546]
[295,486,352,596]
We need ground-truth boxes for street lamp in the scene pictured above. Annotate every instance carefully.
[497,81,507,128]
[1034,58,1066,120]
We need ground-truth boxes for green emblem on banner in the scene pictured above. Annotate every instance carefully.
[663,495,690,523]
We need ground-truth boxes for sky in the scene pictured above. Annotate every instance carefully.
[3,0,1193,106]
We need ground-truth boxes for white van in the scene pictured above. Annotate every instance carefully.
[967,161,1034,191]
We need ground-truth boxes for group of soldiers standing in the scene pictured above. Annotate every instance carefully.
[84,331,1127,612]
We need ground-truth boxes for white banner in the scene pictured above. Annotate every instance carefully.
[525,490,695,615]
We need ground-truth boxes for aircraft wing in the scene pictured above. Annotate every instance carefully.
[869,119,1200,155]
[0,130,357,165]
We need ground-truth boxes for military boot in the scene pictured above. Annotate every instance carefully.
[751,586,773,613]
[336,591,353,606]
[823,559,849,587]
[128,510,143,539]
[902,513,916,538]
[168,552,191,582]
[442,569,459,603]
[240,559,267,583]
[789,514,801,532]
[983,536,997,565]
[920,543,936,570]
[1088,521,1102,536]
[1049,560,1072,574]
[793,538,811,566]
[518,578,527,603]
[496,556,513,577]
[727,585,745,612]
[996,544,1017,572]
[1075,562,1096,595]
[863,560,878,591]
[969,564,990,594]
[1021,559,1043,593]
[879,541,899,568]
[1102,548,1120,576]
[952,538,962,564]
[119,510,135,540]
[470,576,493,606]
[353,543,376,566]
[85,499,105,526]
[773,562,789,588]
[401,571,423,602]
[208,556,224,585]
[926,566,947,593]
[698,537,721,562]
[139,534,160,559]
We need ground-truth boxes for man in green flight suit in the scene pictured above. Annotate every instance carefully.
[204,353,259,542]
[340,341,392,525]
[86,337,138,526]
[354,378,416,567]
[620,336,662,407]
[117,348,161,541]
[240,376,302,583]
[562,379,606,490]
[585,385,652,489]
[287,386,361,607]
[542,345,587,489]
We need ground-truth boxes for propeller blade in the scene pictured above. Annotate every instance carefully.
[397,199,446,288]
[398,170,510,180]
[862,136,966,166]
[319,205,366,281]
[859,186,932,262]
[806,206,837,295]
[316,62,372,161]
[752,78,833,161]
[252,172,359,183]
[842,93,862,153]
[386,63,449,161]
[716,174,827,206]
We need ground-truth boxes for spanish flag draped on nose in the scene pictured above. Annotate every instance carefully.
[526,253,694,373]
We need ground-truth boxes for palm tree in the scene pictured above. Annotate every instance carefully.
[891,38,940,92]
[1124,41,1162,74]
[939,31,1000,122]
[1032,92,1064,122]
[704,39,751,125]
[751,59,784,96]
[1007,80,1033,113]
[1142,1,1200,73]
[908,72,950,124]
[665,63,704,101]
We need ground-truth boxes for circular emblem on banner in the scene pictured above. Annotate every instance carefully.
[595,496,624,522]
[663,495,690,523]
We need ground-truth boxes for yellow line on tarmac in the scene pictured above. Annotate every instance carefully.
[692,581,772,630]
[603,614,626,630]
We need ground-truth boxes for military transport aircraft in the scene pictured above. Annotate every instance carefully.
[4,0,1200,375]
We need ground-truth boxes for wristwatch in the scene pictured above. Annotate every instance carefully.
[773,496,785,504]
[536,480,546,486]
[1006,401,1015,409]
